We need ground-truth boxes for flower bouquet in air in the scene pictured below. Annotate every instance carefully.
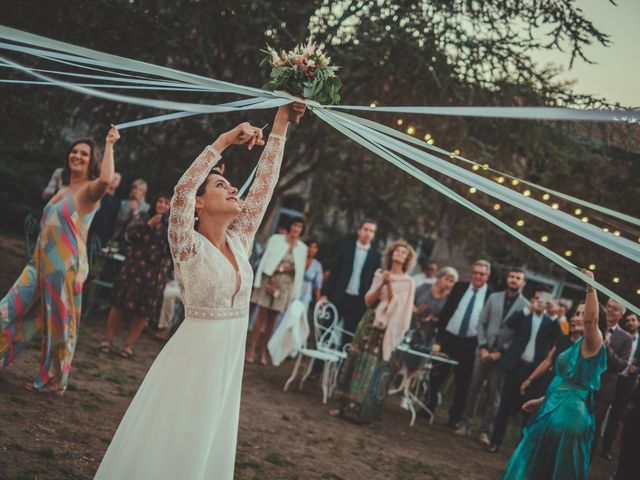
[261,41,342,105]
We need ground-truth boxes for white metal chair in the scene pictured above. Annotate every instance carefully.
[283,300,346,403]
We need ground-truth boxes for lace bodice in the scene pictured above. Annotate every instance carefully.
[168,133,286,320]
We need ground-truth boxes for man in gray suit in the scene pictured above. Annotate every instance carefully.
[593,298,632,459]
[454,267,529,445]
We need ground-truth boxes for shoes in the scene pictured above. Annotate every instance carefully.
[479,433,491,446]
[447,420,461,429]
[453,425,469,436]
[485,443,500,454]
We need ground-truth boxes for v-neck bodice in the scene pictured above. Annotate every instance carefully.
[167,133,286,322]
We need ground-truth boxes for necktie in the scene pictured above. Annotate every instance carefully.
[459,289,478,337]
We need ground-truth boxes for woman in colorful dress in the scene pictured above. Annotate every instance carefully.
[95,103,305,480]
[246,216,307,364]
[100,193,173,357]
[331,239,416,423]
[0,126,120,395]
[502,269,606,480]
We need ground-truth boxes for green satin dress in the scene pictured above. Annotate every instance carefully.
[503,338,607,480]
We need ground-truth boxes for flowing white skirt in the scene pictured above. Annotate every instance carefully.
[94,315,248,480]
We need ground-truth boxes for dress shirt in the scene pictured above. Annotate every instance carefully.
[446,283,488,337]
[345,242,370,296]
[521,312,544,362]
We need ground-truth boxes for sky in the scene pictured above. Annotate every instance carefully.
[529,0,639,107]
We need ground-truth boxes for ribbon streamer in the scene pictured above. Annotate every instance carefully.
[1,24,638,313]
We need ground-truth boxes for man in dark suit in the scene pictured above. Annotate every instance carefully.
[321,219,381,346]
[593,299,633,459]
[427,260,492,428]
[602,312,639,459]
[455,267,529,445]
[486,289,562,452]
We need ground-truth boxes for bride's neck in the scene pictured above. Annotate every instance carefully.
[197,214,233,248]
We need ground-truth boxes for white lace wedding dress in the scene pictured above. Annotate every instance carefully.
[95,132,286,480]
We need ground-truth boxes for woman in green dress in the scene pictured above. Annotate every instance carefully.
[502,269,606,480]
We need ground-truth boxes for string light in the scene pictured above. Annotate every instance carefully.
[564,250,572,257]
[523,189,531,197]
[453,149,460,155]
[551,203,559,209]
[472,165,480,171]
[516,220,525,227]
[369,102,377,108]
[637,289,640,295]
[396,118,404,126]
[424,133,432,141]
[469,187,477,194]
[574,208,582,215]
[493,203,501,210]
[541,235,549,242]
[614,230,621,237]
[511,179,519,186]
[613,277,620,284]
[426,138,434,145]
[542,193,550,201]
[497,176,505,184]
[588,264,596,271]
[581,216,589,223]
[482,163,489,171]
[603,228,609,232]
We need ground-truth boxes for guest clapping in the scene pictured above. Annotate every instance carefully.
[331,240,416,423]
[101,194,173,357]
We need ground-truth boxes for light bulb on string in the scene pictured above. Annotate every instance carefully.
[511,179,519,186]
[574,208,582,215]
[523,189,531,197]
[406,126,416,135]
[613,277,620,284]
[541,235,549,242]
[551,203,559,209]
[516,220,525,227]
[396,118,404,126]
[564,250,572,257]
[493,203,501,211]
[588,264,596,271]
[469,187,477,194]
[542,193,550,201]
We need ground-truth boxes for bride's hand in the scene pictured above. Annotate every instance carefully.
[277,102,306,124]
[223,123,266,150]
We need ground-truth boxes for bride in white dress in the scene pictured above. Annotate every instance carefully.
[95,102,305,480]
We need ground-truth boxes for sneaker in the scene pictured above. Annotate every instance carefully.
[453,425,469,436]
[479,433,490,446]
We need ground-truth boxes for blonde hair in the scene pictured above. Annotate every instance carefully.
[436,266,459,283]
[472,259,491,276]
[383,239,416,273]
[130,178,148,199]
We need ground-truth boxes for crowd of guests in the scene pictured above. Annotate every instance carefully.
[2,132,639,479]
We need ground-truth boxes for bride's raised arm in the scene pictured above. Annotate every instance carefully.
[168,144,223,262]
[230,103,305,253]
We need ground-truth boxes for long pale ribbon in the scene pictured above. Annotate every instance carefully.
[1,24,638,313]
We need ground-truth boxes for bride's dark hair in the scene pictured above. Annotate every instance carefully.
[196,165,225,197]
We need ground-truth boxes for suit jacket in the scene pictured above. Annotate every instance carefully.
[477,290,530,352]
[437,281,492,339]
[598,327,633,402]
[499,310,561,371]
[322,239,381,304]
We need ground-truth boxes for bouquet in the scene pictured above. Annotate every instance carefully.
[261,41,342,105]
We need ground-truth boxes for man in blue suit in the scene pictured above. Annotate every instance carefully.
[486,288,562,452]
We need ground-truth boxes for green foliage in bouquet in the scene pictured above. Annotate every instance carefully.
[261,41,342,105]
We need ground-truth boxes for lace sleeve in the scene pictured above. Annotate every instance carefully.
[230,133,286,253]
[168,145,221,262]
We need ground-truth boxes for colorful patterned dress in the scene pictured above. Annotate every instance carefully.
[0,193,95,392]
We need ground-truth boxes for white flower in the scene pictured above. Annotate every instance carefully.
[307,59,316,68]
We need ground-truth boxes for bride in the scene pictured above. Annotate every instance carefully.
[95,102,305,479]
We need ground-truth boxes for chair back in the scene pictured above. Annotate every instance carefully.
[312,300,340,350]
